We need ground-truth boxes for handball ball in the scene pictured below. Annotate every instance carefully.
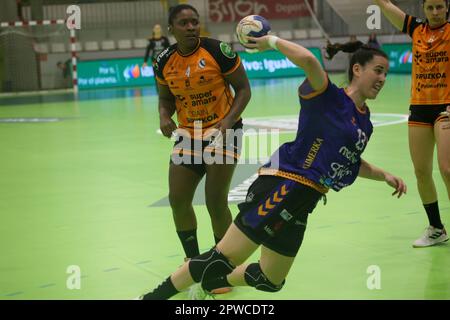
[236,15,271,47]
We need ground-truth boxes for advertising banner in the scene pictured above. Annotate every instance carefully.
[382,43,413,73]
[239,47,323,78]
[77,58,155,89]
[209,0,314,22]
[77,48,324,89]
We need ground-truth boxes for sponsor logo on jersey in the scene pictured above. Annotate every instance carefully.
[220,42,236,59]
[198,58,206,69]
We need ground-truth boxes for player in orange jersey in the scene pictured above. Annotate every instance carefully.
[153,4,251,293]
[375,0,449,247]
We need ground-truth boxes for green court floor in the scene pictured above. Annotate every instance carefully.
[0,74,448,300]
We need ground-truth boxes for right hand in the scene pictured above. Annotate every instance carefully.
[160,116,177,138]
[384,173,407,198]
[143,62,148,67]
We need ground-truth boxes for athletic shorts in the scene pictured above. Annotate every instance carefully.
[169,119,243,176]
[234,175,324,257]
[408,104,449,127]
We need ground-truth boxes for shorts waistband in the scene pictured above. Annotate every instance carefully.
[258,168,329,194]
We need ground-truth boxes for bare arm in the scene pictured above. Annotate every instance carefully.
[222,64,251,124]
[158,83,177,138]
[374,0,407,31]
[246,36,327,92]
[359,158,407,198]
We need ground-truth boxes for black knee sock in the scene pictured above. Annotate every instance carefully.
[424,201,444,229]
[177,229,200,258]
[143,277,178,300]
[202,276,232,292]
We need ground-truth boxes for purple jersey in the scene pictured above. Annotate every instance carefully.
[260,78,373,192]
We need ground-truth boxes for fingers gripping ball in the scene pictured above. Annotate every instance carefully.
[236,15,271,48]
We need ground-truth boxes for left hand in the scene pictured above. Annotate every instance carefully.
[204,117,236,146]
[213,116,235,134]
[244,35,273,53]
[384,173,407,198]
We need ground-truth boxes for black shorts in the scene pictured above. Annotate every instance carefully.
[234,175,323,257]
[169,119,243,176]
[408,104,448,127]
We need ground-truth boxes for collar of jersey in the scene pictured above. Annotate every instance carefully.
[176,38,201,57]
[429,21,448,30]
[344,88,368,115]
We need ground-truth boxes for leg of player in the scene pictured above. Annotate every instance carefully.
[141,223,259,300]
[435,118,450,200]
[204,163,237,242]
[201,162,238,294]
[223,246,295,292]
[409,126,447,247]
[434,116,450,247]
[169,163,204,258]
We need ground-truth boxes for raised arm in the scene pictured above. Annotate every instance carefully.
[374,0,407,31]
[246,35,327,92]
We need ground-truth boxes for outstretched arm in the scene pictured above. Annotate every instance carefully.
[374,0,407,31]
[359,158,407,198]
[246,35,327,92]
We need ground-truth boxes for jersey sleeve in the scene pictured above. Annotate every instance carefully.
[298,77,341,108]
[201,38,241,75]
[402,15,424,37]
[153,46,174,85]
[163,37,170,48]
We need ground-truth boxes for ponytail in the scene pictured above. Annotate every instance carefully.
[325,40,388,82]
[325,40,364,60]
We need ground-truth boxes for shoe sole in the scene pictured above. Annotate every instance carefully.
[210,287,232,294]
[412,237,449,248]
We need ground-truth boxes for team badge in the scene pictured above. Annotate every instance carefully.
[220,42,236,59]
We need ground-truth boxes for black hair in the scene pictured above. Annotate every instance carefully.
[325,41,389,82]
[422,0,450,19]
[168,4,199,26]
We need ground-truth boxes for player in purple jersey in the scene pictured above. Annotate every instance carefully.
[137,36,407,300]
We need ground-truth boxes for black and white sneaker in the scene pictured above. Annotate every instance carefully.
[413,226,449,248]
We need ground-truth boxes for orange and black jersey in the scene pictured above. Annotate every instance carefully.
[154,37,241,137]
[402,15,450,105]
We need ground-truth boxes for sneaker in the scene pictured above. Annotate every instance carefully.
[188,283,215,300]
[412,226,449,248]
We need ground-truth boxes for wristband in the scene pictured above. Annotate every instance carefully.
[268,35,279,50]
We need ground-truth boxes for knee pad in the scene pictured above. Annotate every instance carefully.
[244,263,285,292]
[188,247,235,283]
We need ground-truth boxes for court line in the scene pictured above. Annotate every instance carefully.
[3,207,447,298]
[135,260,152,265]
[4,291,24,297]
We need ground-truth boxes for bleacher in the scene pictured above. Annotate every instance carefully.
[33,29,324,54]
